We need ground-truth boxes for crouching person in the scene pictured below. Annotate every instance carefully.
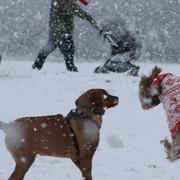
[33,0,100,72]
[139,66,180,161]
[94,20,141,76]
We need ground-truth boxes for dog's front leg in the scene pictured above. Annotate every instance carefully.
[72,156,93,180]
[160,138,172,159]
[160,139,180,162]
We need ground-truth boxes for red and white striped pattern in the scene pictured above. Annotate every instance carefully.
[158,74,180,137]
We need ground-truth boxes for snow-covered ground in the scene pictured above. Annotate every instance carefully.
[0,60,179,180]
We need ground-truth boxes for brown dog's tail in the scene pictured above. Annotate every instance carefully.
[139,66,162,110]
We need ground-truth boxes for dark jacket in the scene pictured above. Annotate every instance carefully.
[103,21,141,60]
[49,0,99,39]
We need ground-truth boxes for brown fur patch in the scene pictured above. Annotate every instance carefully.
[139,66,162,110]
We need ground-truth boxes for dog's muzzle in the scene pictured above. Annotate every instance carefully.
[113,97,119,105]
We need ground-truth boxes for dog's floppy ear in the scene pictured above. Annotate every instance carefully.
[75,93,87,108]
[139,66,162,110]
[88,91,104,115]
[75,90,104,115]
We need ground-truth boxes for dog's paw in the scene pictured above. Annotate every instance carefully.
[160,138,173,160]
[160,138,168,145]
[160,138,171,148]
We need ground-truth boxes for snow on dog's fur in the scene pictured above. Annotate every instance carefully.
[139,66,180,161]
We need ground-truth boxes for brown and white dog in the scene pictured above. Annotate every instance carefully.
[0,89,118,180]
[139,66,180,161]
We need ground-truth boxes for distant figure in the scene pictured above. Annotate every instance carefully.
[33,0,100,72]
[94,19,141,76]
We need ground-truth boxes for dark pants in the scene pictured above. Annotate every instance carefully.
[35,35,75,70]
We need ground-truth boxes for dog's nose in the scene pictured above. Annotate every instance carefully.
[113,97,119,105]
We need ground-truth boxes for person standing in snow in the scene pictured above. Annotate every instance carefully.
[32,0,100,72]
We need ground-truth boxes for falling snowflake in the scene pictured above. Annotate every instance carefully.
[20,156,27,163]
[41,123,47,128]
[53,1,58,6]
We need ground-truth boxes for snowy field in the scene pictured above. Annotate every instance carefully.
[0,60,179,180]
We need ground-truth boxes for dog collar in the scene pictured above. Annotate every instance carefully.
[66,109,101,129]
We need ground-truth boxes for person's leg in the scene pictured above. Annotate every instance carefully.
[32,38,57,70]
[126,61,139,76]
[105,46,132,73]
[58,36,77,72]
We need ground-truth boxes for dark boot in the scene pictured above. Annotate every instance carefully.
[66,61,78,72]
[32,53,47,70]
[32,60,43,70]
[94,66,108,73]
[67,65,78,72]
[127,65,140,76]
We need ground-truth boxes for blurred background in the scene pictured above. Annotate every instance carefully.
[0,0,180,62]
